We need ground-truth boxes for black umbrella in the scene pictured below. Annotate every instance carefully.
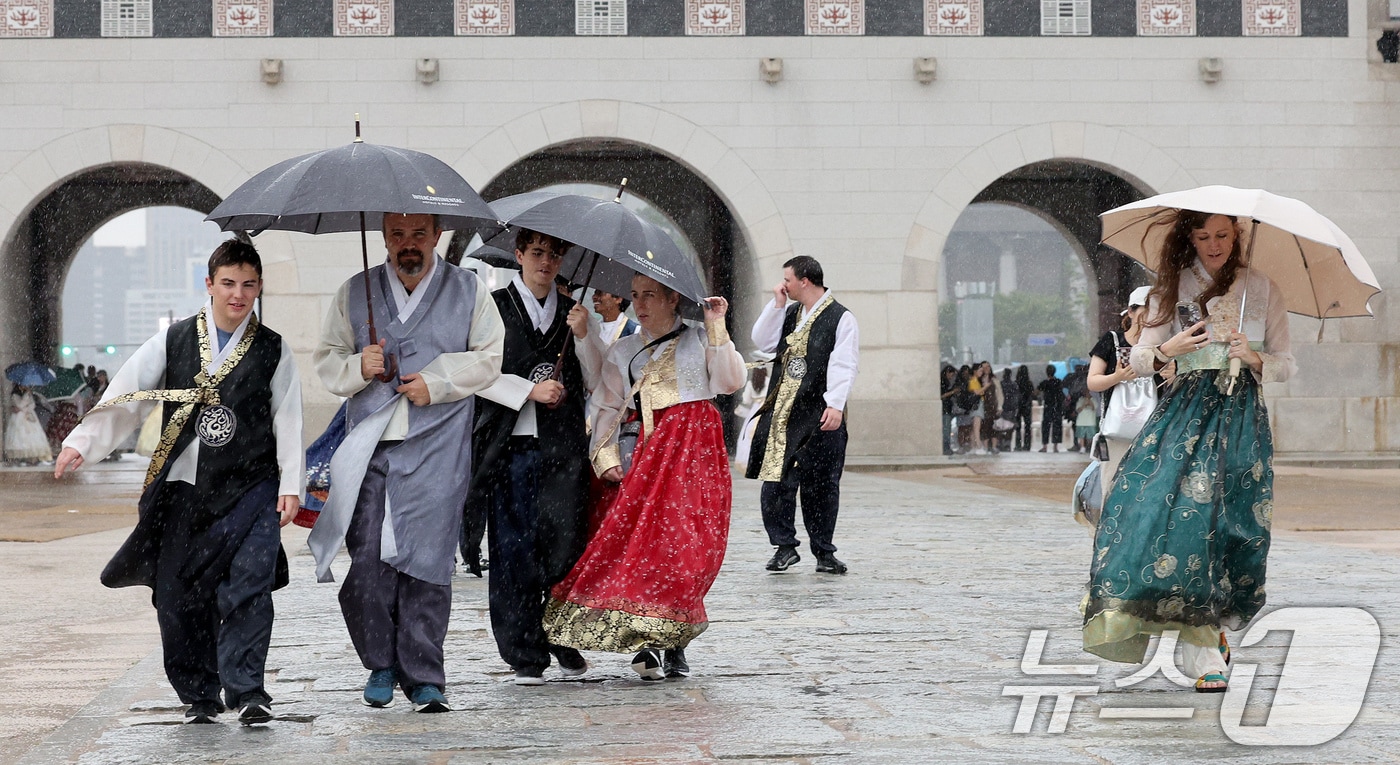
[206,119,501,380]
[487,183,708,308]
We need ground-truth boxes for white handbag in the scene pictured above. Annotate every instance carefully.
[1098,332,1157,441]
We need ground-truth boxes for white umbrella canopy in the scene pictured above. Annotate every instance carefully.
[1100,185,1381,320]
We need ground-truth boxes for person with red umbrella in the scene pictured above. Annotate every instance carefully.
[1083,210,1298,693]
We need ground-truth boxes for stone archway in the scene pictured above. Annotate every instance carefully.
[452,100,792,336]
[0,126,254,371]
[904,121,1197,296]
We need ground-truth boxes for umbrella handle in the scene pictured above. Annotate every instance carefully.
[360,211,399,384]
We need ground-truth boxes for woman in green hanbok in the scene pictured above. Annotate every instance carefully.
[1083,211,1296,692]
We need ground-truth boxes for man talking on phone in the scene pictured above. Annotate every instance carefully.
[746,255,860,575]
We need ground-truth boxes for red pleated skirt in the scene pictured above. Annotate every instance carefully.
[544,400,732,652]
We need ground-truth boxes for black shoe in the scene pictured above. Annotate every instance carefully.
[550,645,588,678]
[631,649,665,681]
[765,546,800,572]
[237,692,273,726]
[184,699,223,724]
[814,552,848,575]
[663,648,691,679]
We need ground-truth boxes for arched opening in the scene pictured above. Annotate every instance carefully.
[460,140,743,309]
[453,139,750,447]
[2,163,221,367]
[939,160,1152,367]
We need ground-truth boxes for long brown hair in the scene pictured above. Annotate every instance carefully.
[1142,210,1243,328]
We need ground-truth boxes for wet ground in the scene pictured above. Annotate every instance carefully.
[3,454,1398,764]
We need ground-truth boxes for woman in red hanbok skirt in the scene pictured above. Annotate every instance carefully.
[544,275,746,680]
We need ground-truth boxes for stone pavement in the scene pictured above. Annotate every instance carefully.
[12,466,1400,764]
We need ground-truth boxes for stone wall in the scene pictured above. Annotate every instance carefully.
[2,4,1396,455]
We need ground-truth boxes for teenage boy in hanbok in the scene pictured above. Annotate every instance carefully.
[467,229,598,685]
[56,240,303,725]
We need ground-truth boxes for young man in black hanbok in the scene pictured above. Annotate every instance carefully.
[468,229,599,685]
[56,240,304,725]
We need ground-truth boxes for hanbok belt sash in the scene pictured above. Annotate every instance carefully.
[757,293,835,482]
[1174,340,1263,375]
[84,311,259,487]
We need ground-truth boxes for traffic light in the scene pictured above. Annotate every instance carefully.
[104,345,118,355]
[60,345,74,357]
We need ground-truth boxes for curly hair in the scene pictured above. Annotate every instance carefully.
[1142,210,1243,328]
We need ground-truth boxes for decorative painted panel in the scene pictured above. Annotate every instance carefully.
[335,0,393,36]
[456,0,513,35]
[1,0,52,37]
[1242,0,1299,36]
[805,0,863,35]
[686,0,743,35]
[101,0,152,37]
[1137,0,1193,35]
[576,0,626,35]
[214,0,272,37]
[925,0,982,35]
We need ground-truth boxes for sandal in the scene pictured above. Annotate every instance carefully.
[1195,672,1228,693]
[1219,632,1230,665]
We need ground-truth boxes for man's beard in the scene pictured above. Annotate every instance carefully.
[395,249,425,276]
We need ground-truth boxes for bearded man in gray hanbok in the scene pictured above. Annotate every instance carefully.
[310,213,503,713]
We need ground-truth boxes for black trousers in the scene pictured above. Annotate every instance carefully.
[1041,410,1063,446]
[153,479,280,709]
[340,446,452,691]
[760,427,848,555]
[487,440,584,674]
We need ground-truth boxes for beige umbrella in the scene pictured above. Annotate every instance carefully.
[1101,185,1381,321]
[1101,185,1382,390]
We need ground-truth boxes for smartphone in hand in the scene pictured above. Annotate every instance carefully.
[1175,301,1209,341]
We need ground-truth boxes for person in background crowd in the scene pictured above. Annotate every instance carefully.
[1036,365,1065,452]
[1012,365,1034,451]
[939,364,957,456]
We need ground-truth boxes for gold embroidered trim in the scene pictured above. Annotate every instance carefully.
[705,320,730,347]
[543,597,707,653]
[636,341,681,438]
[83,311,260,487]
[757,294,835,481]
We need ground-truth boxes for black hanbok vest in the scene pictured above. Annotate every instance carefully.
[745,299,848,481]
[467,285,590,584]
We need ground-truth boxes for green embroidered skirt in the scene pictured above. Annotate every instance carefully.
[1083,369,1273,664]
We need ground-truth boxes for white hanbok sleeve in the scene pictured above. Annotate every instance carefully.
[750,298,787,354]
[61,330,167,463]
[588,343,631,476]
[1256,279,1297,384]
[823,312,860,410]
[270,339,305,500]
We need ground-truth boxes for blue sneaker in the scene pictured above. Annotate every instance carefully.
[363,668,396,708]
[409,684,450,713]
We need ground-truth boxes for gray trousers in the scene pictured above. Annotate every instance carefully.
[339,445,452,691]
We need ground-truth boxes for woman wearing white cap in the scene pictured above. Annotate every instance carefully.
[1084,285,1153,512]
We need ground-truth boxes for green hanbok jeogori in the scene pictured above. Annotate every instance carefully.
[1083,265,1297,663]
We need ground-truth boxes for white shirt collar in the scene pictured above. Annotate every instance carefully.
[386,254,440,324]
[203,300,255,375]
[511,273,558,332]
[796,289,832,330]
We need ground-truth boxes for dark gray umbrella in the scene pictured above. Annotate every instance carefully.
[205,136,499,235]
[205,120,501,381]
[487,186,709,307]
